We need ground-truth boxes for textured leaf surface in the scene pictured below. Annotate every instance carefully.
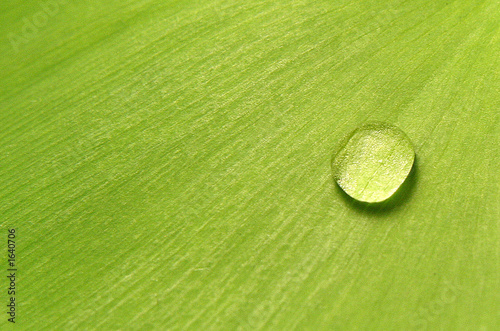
[0,0,499,329]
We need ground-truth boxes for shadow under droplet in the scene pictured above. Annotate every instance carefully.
[335,156,418,215]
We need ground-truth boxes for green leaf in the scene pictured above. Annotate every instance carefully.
[1,0,498,329]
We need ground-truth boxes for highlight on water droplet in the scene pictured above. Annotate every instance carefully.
[332,122,415,203]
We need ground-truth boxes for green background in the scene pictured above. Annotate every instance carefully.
[1,0,498,329]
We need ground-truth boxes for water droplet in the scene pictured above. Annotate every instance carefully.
[332,122,415,203]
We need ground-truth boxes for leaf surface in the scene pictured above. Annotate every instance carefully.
[0,0,498,329]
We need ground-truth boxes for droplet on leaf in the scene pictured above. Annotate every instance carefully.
[332,122,415,203]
